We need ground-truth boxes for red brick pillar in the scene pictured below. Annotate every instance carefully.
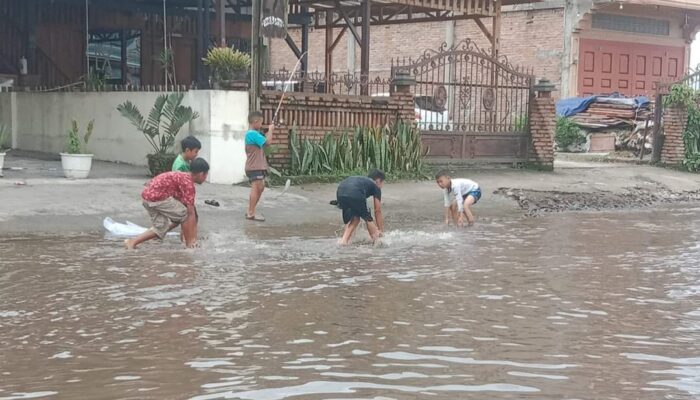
[390,70,416,123]
[528,79,556,170]
[660,106,687,166]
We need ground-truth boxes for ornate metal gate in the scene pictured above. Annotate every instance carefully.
[393,40,535,162]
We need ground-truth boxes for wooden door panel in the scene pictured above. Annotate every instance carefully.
[578,39,685,97]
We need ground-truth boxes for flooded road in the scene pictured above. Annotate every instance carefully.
[1,206,700,399]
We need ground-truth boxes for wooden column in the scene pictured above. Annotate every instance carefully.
[251,0,261,108]
[218,0,226,46]
[202,0,211,87]
[301,6,309,77]
[492,0,501,57]
[325,11,333,93]
[360,0,371,95]
[24,0,37,74]
[120,30,128,84]
[196,0,204,86]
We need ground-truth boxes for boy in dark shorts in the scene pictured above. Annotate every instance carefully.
[245,111,275,222]
[125,158,209,249]
[335,169,385,245]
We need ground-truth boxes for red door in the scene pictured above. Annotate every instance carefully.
[578,39,685,97]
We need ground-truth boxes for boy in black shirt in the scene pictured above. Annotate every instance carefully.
[335,169,385,245]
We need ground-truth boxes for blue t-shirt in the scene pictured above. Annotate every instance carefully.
[245,129,266,148]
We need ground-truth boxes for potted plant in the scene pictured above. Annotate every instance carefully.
[117,93,199,176]
[60,119,94,179]
[0,123,9,177]
[203,47,251,89]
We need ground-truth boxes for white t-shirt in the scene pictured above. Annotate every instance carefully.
[443,178,480,212]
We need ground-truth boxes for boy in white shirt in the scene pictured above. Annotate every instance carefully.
[435,170,481,227]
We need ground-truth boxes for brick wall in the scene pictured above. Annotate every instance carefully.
[260,91,415,169]
[660,106,687,165]
[528,95,556,169]
[270,8,565,95]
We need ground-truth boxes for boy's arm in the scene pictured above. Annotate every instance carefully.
[182,205,198,248]
[374,197,384,233]
[443,190,451,224]
[265,124,275,144]
[454,186,465,213]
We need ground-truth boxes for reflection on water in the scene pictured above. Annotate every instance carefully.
[1,206,700,399]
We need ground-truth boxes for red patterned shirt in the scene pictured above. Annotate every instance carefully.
[141,172,196,206]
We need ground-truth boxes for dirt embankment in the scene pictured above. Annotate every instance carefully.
[494,186,700,216]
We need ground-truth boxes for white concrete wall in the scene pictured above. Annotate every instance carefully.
[1,90,249,184]
[0,92,15,149]
[194,91,249,184]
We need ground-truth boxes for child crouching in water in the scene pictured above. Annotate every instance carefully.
[125,158,209,249]
[435,169,481,227]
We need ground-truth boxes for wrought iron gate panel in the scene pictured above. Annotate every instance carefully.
[393,39,534,161]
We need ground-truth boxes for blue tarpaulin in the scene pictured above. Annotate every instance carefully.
[556,96,597,117]
[556,93,650,117]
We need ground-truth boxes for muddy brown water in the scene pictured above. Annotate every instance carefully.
[1,206,700,399]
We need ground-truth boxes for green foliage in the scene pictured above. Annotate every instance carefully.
[203,47,251,84]
[288,121,425,176]
[555,116,586,150]
[664,84,700,172]
[682,99,700,172]
[514,114,529,132]
[64,119,94,154]
[117,93,199,155]
[84,69,106,91]
[0,123,9,151]
[663,84,699,109]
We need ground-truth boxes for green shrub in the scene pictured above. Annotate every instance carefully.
[289,121,425,176]
[664,84,700,172]
[203,47,251,83]
[64,119,94,154]
[555,116,585,150]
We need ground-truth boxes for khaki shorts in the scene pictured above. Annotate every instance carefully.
[143,197,188,239]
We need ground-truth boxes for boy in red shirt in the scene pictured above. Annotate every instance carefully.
[125,158,209,249]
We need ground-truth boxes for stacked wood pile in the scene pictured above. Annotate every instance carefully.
[570,100,653,130]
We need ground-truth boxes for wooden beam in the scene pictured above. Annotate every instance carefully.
[325,10,333,93]
[474,18,493,44]
[301,6,309,76]
[360,0,370,95]
[196,0,204,86]
[329,26,347,52]
[285,35,302,59]
[218,0,226,46]
[337,7,362,45]
[202,0,211,88]
[251,0,261,107]
[493,0,501,57]
[315,8,491,28]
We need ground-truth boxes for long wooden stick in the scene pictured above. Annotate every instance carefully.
[272,51,308,123]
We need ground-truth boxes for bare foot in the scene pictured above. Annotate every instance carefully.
[124,239,136,250]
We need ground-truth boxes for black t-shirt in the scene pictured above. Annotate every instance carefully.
[337,176,381,201]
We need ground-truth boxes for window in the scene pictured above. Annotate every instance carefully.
[592,13,669,36]
[88,30,142,85]
[228,37,251,54]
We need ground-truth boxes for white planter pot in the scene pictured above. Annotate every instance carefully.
[60,153,94,179]
[0,152,5,177]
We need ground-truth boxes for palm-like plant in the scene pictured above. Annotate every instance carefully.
[117,93,199,155]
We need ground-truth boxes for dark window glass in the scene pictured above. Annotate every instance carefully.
[88,30,142,85]
[592,14,669,36]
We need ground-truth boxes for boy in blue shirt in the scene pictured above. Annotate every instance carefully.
[245,111,274,221]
